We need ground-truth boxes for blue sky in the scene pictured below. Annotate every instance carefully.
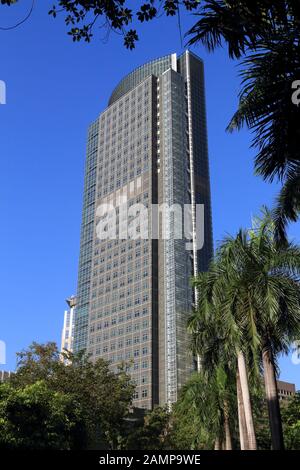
[0,1,299,388]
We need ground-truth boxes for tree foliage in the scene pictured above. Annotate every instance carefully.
[121,406,170,450]
[47,1,201,48]
[171,370,237,449]
[1,1,200,48]
[5,342,134,449]
[0,380,85,449]
[282,392,300,450]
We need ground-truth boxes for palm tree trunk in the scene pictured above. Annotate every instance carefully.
[197,354,201,372]
[224,400,232,450]
[262,345,284,450]
[237,350,257,450]
[236,370,249,450]
[214,437,221,450]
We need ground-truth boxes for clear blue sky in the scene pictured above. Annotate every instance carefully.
[0,1,299,388]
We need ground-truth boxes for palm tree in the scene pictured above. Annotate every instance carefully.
[196,1,300,148]
[213,234,260,450]
[219,210,300,449]
[175,368,235,450]
[188,304,236,449]
[245,210,300,448]
[226,42,300,243]
[236,369,249,450]
[187,1,300,242]
[272,169,300,244]
[191,209,300,449]
[187,1,300,58]
[189,264,258,450]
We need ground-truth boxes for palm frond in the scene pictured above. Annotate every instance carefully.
[272,169,300,245]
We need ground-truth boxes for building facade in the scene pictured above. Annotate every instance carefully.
[60,296,76,353]
[73,52,213,409]
[277,380,296,401]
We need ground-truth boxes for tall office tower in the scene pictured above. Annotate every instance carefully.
[0,370,12,383]
[61,296,76,354]
[73,51,213,409]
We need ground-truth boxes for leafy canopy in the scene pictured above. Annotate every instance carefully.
[8,342,135,449]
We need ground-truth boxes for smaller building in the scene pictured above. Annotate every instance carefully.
[60,296,76,354]
[0,370,12,382]
[277,380,296,401]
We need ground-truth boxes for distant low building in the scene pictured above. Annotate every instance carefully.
[277,380,296,401]
[0,370,12,382]
[60,296,76,354]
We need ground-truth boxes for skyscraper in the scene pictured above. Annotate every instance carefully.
[61,296,76,354]
[73,51,213,409]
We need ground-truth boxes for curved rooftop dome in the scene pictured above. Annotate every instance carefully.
[108,54,177,106]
